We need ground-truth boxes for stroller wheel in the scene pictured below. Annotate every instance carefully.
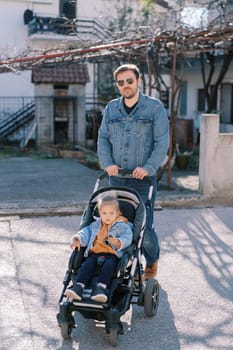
[109,328,118,347]
[144,278,159,317]
[60,321,72,340]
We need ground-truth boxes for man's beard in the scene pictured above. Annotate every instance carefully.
[123,89,137,99]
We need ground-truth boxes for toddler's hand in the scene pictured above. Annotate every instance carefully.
[108,237,121,249]
[70,238,81,250]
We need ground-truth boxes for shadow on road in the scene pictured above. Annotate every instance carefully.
[55,286,180,350]
[159,207,233,349]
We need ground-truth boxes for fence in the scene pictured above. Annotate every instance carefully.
[0,96,104,149]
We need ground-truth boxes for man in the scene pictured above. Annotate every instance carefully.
[97,63,169,279]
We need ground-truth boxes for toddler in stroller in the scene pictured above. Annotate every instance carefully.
[64,194,133,303]
[57,172,159,346]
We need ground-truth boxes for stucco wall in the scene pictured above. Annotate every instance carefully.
[199,114,233,197]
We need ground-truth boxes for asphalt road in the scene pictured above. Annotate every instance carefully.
[1,207,233,350]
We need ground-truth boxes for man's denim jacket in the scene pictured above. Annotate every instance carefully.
[97,91,169,176]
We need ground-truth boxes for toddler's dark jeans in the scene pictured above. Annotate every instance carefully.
[74,253,119,287]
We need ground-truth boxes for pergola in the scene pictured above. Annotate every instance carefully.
[0,26,232,72]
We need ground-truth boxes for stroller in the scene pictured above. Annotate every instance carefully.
[57,171,159,346]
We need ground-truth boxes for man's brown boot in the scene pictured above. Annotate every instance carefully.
[144,260,158,280]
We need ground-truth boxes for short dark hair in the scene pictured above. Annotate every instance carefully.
[113,64,140,81]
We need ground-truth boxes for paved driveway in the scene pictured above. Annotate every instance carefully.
[0,157,100,210]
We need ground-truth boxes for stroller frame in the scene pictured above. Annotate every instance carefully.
[57,172,159,346]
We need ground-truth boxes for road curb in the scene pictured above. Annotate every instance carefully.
[0,194,231,218]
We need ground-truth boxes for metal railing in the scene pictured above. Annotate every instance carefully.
[0,97,35,138]
[28,16,111,40]
[0,96,106,150]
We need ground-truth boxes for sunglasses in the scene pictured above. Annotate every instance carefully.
[116,78,134,87]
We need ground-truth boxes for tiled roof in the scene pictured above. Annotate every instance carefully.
[31,62,90,84]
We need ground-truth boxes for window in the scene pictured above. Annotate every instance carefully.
[197,86,217,112]
[197,89,205,112]
[59,0,76,19]
[220,84,233,124]
[180,81,187,116]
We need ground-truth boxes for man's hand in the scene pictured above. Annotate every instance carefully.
[106,165,119,176]
[132,167,149,180]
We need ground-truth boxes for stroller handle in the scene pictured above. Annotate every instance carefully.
[98,169,153,185]
[94,169,154,199]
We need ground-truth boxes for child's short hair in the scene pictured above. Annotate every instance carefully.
[97,195,120,211]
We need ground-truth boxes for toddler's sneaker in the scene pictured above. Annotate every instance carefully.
[91,285,108,303]
[64,284,83,300]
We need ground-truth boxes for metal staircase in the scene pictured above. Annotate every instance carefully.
[0,102,35,138]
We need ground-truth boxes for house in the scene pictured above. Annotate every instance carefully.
[0,0,232,150]
[179,60,233,145]
[174,0,233,145]
[0,0,113,147]
[0,0,173,147]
